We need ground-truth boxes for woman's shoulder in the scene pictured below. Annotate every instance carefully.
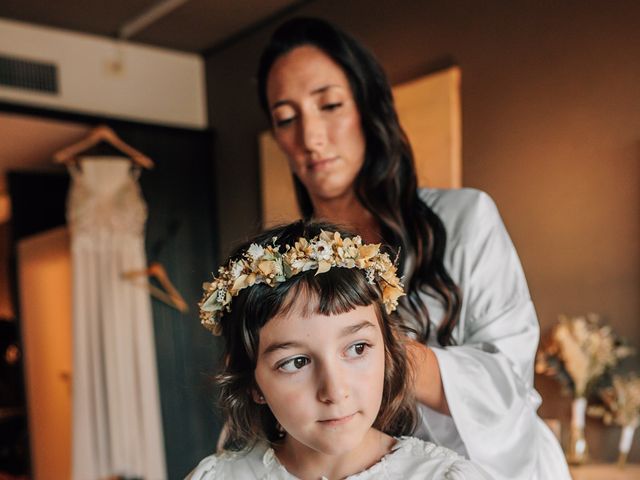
[184,443,270,479]
[384,436,492,479]
[417,188,503,246]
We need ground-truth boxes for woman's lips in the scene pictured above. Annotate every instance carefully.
[318,412,356,427]
[307,156,338,171]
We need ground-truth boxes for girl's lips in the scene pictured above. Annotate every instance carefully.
[318,412,356,427]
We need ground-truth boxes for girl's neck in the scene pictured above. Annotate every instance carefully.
[274,428,395,480]
[312,192,381,244]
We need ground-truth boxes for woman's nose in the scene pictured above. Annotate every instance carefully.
[317,362,349,404]
[300,114,327,153]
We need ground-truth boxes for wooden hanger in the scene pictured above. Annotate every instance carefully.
[122,262,189,313]
[53,124,154,169]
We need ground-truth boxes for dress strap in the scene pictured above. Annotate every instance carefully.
[66,163,82,180]
[130,164,142,180]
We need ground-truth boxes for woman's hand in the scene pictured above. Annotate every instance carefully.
[405,339,450,415]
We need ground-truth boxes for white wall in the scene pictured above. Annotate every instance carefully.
[0,18,207,129]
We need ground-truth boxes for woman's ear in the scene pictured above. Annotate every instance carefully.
[252,388,267,404]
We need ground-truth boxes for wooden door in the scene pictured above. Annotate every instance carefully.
[17,227,72,479]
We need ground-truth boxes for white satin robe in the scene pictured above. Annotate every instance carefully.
[409,188,571,480]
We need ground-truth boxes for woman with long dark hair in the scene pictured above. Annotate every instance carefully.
[256,17,570,480]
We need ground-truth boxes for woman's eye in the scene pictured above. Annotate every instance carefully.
[345,342,369,358]
[278,356,310,372]
[274,117,295,128]
[322,102,342,112]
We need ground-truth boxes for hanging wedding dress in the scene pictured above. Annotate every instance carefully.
[68,157,167,480]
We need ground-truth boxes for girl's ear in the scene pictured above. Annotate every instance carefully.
[252,388,267,404]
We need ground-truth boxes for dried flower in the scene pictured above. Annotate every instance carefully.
[535,314,634,397]
[588,374,640,428]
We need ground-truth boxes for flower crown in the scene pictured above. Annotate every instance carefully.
[199,230,405,335]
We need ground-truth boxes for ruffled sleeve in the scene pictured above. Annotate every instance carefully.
[445,459,495,480]
[185,442,294,480]
[377,437,494,479]
[184,445,272,479]
[184,454,219,479]
[420,189,542,480]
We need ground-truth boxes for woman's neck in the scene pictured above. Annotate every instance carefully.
[312,193,381,244]
[274,428,395,480]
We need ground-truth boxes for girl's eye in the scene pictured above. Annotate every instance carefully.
[278,356,310,372]
[345,342,369,358]
[322,102,342,112]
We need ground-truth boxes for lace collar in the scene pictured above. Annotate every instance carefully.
[258,437,429,479]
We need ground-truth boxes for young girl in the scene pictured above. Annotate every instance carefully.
[187,221,490,479]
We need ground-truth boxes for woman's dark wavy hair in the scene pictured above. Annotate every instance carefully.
[257,17,461,345]
[216,221,415,451]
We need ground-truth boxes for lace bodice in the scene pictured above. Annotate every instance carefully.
[67,157,147,237]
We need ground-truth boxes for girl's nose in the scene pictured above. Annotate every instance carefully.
[317,363,349,404]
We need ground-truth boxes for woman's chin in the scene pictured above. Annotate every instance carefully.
[308,183,356,206]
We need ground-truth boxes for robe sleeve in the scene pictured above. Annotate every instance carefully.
[428,191,542,480]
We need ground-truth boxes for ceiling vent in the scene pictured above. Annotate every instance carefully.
[0,18,206,127]
[0,54,59,94]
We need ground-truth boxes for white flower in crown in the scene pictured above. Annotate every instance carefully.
[365,267,376,283]
[291,257,316,272]
[229,260,244,278]
[313,239,333,261]
[247,243,265,261]
[199,230,405,335]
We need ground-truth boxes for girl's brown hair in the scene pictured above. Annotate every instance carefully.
[215,221,416,450]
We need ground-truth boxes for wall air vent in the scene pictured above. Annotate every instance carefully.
[0,54,59,94]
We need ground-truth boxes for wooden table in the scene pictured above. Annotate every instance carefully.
[570,464,640,479]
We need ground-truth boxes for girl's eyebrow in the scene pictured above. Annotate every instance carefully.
[262,320,375,355]
[261,320,375,356]
[270,84,344,110]
[262,341,303,356]
[340,320,376,337]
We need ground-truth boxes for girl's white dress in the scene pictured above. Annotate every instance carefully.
[411,188,570,480]
[186,436,491,479]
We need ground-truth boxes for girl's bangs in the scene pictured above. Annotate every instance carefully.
[273,267,383,320]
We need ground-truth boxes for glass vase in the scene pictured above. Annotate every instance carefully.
[566,397,589,465]
[617,424,636,469]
